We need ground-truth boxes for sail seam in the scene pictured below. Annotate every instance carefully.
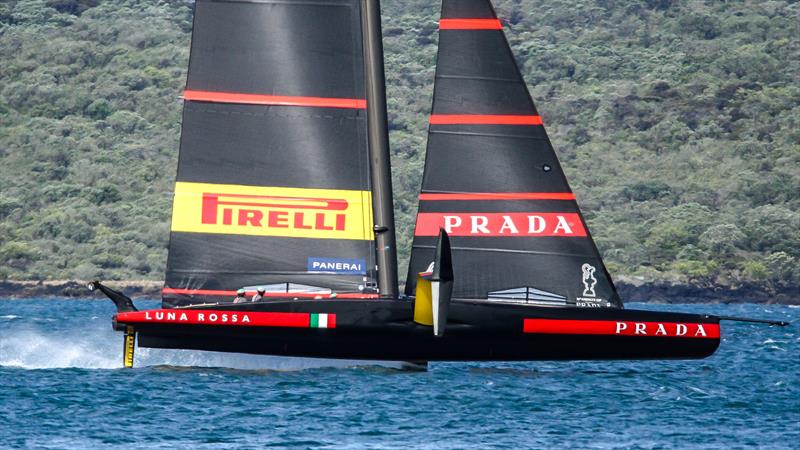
[205,0,351,8]
[186,106,362,121]
[412,245,591,258]
[428,130,546,140]
[436,75,520,83]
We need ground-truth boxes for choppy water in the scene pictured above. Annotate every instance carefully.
[0,299,797,449]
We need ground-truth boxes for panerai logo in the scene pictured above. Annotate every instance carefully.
[577,263,605,308]
[308,257,366,275]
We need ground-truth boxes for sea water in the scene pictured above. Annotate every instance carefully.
[0,299,797,449]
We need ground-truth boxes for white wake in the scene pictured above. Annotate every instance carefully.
[0,318,399,371]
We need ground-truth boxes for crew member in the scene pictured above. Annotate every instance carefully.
[252,287,266,302]
[233,288,247,304]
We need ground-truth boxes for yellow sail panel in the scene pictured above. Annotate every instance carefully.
[171,182,374,240]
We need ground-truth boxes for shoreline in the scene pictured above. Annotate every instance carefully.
[0,279,797,304]
[0,280,163,300]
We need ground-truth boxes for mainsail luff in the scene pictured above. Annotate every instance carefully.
[361,0,399,298]
[406,0,622,308]
[163,0,378,307]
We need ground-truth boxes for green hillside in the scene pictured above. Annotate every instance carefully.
[0,0,797,288]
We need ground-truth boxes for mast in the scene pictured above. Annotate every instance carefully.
[361,0,399,298]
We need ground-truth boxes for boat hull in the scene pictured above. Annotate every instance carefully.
[115,300,720,361]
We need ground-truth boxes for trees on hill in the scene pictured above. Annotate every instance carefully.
[0,0,797,287]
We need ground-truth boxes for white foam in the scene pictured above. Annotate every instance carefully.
[0,329,119,369]
[0,322,402,371]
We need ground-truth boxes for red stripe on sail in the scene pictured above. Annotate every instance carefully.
[414,212,586,237]
[439,18,503,30]
[429,115,543,125]
[523,319,720,338]
[116,310,331,328]
[419,192,576,201]
[183,90,367,109]
[162,288,377,299]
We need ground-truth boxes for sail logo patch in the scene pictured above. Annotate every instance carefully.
[414,212,586,237]
[171,182,373,240]
[307,257,366,275]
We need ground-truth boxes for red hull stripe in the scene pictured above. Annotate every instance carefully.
[523,319,720,339]
[183,90,367,109]
[162,287,377,299]
[439,18,503,30]
[117,310,336,329]
[419,192,575,201]
[429,114,543,125]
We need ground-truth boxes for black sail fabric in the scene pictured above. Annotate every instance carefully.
[163,0,376,307]
[405,0,622,309]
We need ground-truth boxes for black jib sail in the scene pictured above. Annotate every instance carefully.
[405,0,622,308]
[164,0,377,307]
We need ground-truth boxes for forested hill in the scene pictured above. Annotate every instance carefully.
[0,0,797,289]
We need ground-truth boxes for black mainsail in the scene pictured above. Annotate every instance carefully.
[164,0,378,307]
[406,0,621,308]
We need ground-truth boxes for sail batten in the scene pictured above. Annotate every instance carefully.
[429,115,542,125]
[439,18,503,29]
[419,192,575,201]
[183,90,367,109]
[406,0,621,309]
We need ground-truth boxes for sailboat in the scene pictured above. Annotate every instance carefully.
[90,0,786,368]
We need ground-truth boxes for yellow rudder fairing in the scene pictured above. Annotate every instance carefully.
[414,276,433,326]
[123,326,136,369]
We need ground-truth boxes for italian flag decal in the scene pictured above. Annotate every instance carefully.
[310,313,334,328]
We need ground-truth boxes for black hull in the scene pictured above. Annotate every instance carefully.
[118,300,721,361]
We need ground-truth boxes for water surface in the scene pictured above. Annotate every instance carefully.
[1,299,797,448]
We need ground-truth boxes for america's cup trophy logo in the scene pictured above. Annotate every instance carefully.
[581,264,597,297]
